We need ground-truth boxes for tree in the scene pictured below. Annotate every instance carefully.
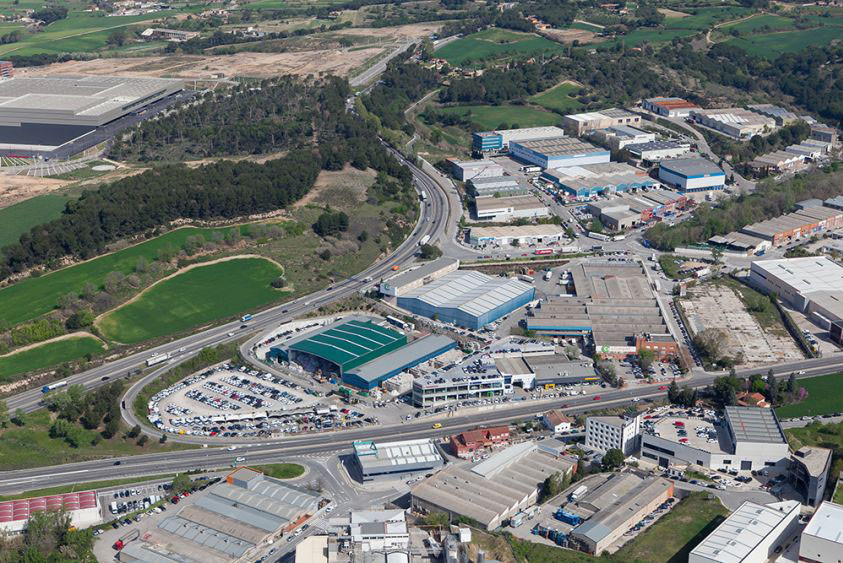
[419,243,442,260]
[171,473,193,494]
[65,309,94,330]
[787,372,797,394]
[766,372,779,405]
[694,328,729,365]
[159,434,168,444]
[137,434,149,446]
[667,380,680,404]
[540,471,563,502]
[12,407,25,426]
[591,218,604,234]
[603,448,625,470]
[127,424,141,438]
[107,29,128,46]
[0,399,9,428]
[637,349,655,370]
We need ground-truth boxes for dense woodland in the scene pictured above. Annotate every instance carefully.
[644,167,843,250]
[0,509,94,563]
[363,53,438,132]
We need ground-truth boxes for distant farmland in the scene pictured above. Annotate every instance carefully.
[436,28,564,66]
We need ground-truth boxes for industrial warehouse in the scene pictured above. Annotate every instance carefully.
[526,261,677,360]
[396,270,535,329]
[626,140,691,162]
[352,438,444,482]
[0,75,184,153]
[471,126,566,152]
[449,159,505,181]
[690,108,776,139]
[562,108,641,136]
[642,97,701,117]
[411,441,577,530]
[508,137,610,170]
[586,189,688,230]
[378,257,459,297]
[657,157,726,194]
[640,406,790,471]
[468,224,569,247]
[474,194,549,221]
[539,162,658,199]
[0,491,99,533]
[469,175,529,198]
[119,468,321,562]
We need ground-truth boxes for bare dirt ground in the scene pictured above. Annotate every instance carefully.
[297,164,375,208]
[658,7,690,18]
[541,27,602,44]
[0,176,69,209]
[333,22,443,41]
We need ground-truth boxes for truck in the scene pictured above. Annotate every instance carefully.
[240,314,253,322]
[543,271,552,281]
[521,165,541,173]
[612,234,626,241]
[554,509,582,526]
[534,248,553,255]
[418,234,430,247]
[41,381,68,394]
[588,232,611,242]
[570,485,588,501]
[146,353,171,367]
[518,275,534,283]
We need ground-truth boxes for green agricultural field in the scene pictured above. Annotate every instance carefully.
[719,14,796,33]
[0,194,72,251]
[529,82,583,113]
[776,373,843,419]
[600,27,697,49]
[436,27,563,66]
[0,335,105,383]
[437,104,560,130]
[570,21,603,32]
[724,27,843,58]
[664,6,753,30]
[0,226,234,327]
[98,257,287,344]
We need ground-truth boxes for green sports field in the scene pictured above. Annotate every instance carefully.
[437,104,560,130]
[724,26,843,58]
[529,82,583,113]
[98,257,287,344]
[0,195,72,251]
[0,335,104,383]
[436,28,564,66]
[775,373,843,419]
[0,226,234,327]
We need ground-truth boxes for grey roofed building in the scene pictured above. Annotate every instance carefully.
[411,441,577,530]
[724,406,787,445]
[659,157,724,177]
[352,438,444,482]
[118,542,198,563]
[158,517,252,558]
[825,195,843,210]
[344,334,457,389]
[379,257,459,297]
[796,198,823,210]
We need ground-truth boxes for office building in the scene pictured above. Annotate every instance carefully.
[0,76,184,151]
[379,257,459,297]
[562,108,641,136]
[625,140,691,161]
[788,446,832,507]
[412,363,506,408]
[585,415,641,455]
[397,270,534,330]
[0,491,99,533]
[471,126,566,152]
[689,500,800,563]
[691,108,776,140]
[570,475,673,555]
[642,97,700,117]
[342,334,458,390]
[474,194,549,221]
[658,157,725,193]
[347,509,409,551]
[587,190,687,228]
[468,224,567,247]
[352,438,444,482]
[799,501,843,563]
[509,137,611,170]
[449,159,504,181]
[411,441,577,530]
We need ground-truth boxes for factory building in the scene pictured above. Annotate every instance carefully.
[799,501,843,563]
[749,257,843,328]
[587,189,688,229]
[625,139,691,162]
[0,76,184,152]
[0,491,99,533]
[785,141,826,159]
[342,334,457,390]
[469,175,529,197]
[562,108,641,136]
[541,161,657,199]
[748,104,799,126]
[352,438,444,482]
[688,500,800,563]
[121,468,321,562]
[569,474,673,555]
[509,137,610,170]
[640,406,790,471]
[411,441,577,530]
[811,124,838,145]
[749,150,806,175]
[471,126,566,153]
[449,159,505,181]
[589,124,655,150]
[450,426,511,458]
[268,316,406,375]
[642,97,700,117]
[690,108,776,140]
[379,257,460,297]
[468,224,568,247]
[585,415,641,455]
[788,446,832,507]
[735,206,843,247]
[397,270,535,329]
[657,157,725,193]
[474,194,549,222]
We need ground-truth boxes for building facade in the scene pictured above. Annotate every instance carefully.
[799,502,843,563]
[788,446,832,507]
[585,415,641,455]
[509,137,611,170]
[658,157,725,193]
[352,439,444,482]
[642,97,700,117]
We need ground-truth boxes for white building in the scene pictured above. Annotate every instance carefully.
[800,501,843,563]
[626,140,691,161]
[658,157,725,194]
[449,159,505,182]
[468,224,568,247]
[688,500,801,563]
[585,415,641,455]
[589,125,655,150]
[474,194,549,221]
[379,257,459,297]
[691,108,776,140]
[348,509,409,551]
[543,409,572,433]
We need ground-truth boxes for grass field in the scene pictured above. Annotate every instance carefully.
[0,474,176,501]
[776,373,843,419]
[0,409,191,471]
[436,27,564,66]
[723,26,843,58]
[529,82,583,113]
[570,21,603,32]
[663,6,752,30]
[251,463,306,479]
[786,420,843,451]
[98,257,287,344]
[0,194,72,250]
[0,335,105,383]
[719,14,796,33]
[437,104,560,130]
[0,226,234,327]
[600,27,697,49]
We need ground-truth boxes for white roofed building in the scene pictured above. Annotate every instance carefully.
[800,501,843,563]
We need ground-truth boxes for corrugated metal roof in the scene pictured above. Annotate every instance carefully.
[399,271,533,318]
[725,406,786,444]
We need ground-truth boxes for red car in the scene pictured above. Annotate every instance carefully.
[658,385,668,391]
[593,395,601,401]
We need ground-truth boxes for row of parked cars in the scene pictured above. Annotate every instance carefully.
[204,379,273,409]
[220,373,302,406]
[624,497,675,537]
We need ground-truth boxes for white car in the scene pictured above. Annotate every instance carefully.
[325,506,334,513]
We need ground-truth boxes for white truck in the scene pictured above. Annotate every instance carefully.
[146,353,171,367]
[543,271,552,281]
[570,485,588,501]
